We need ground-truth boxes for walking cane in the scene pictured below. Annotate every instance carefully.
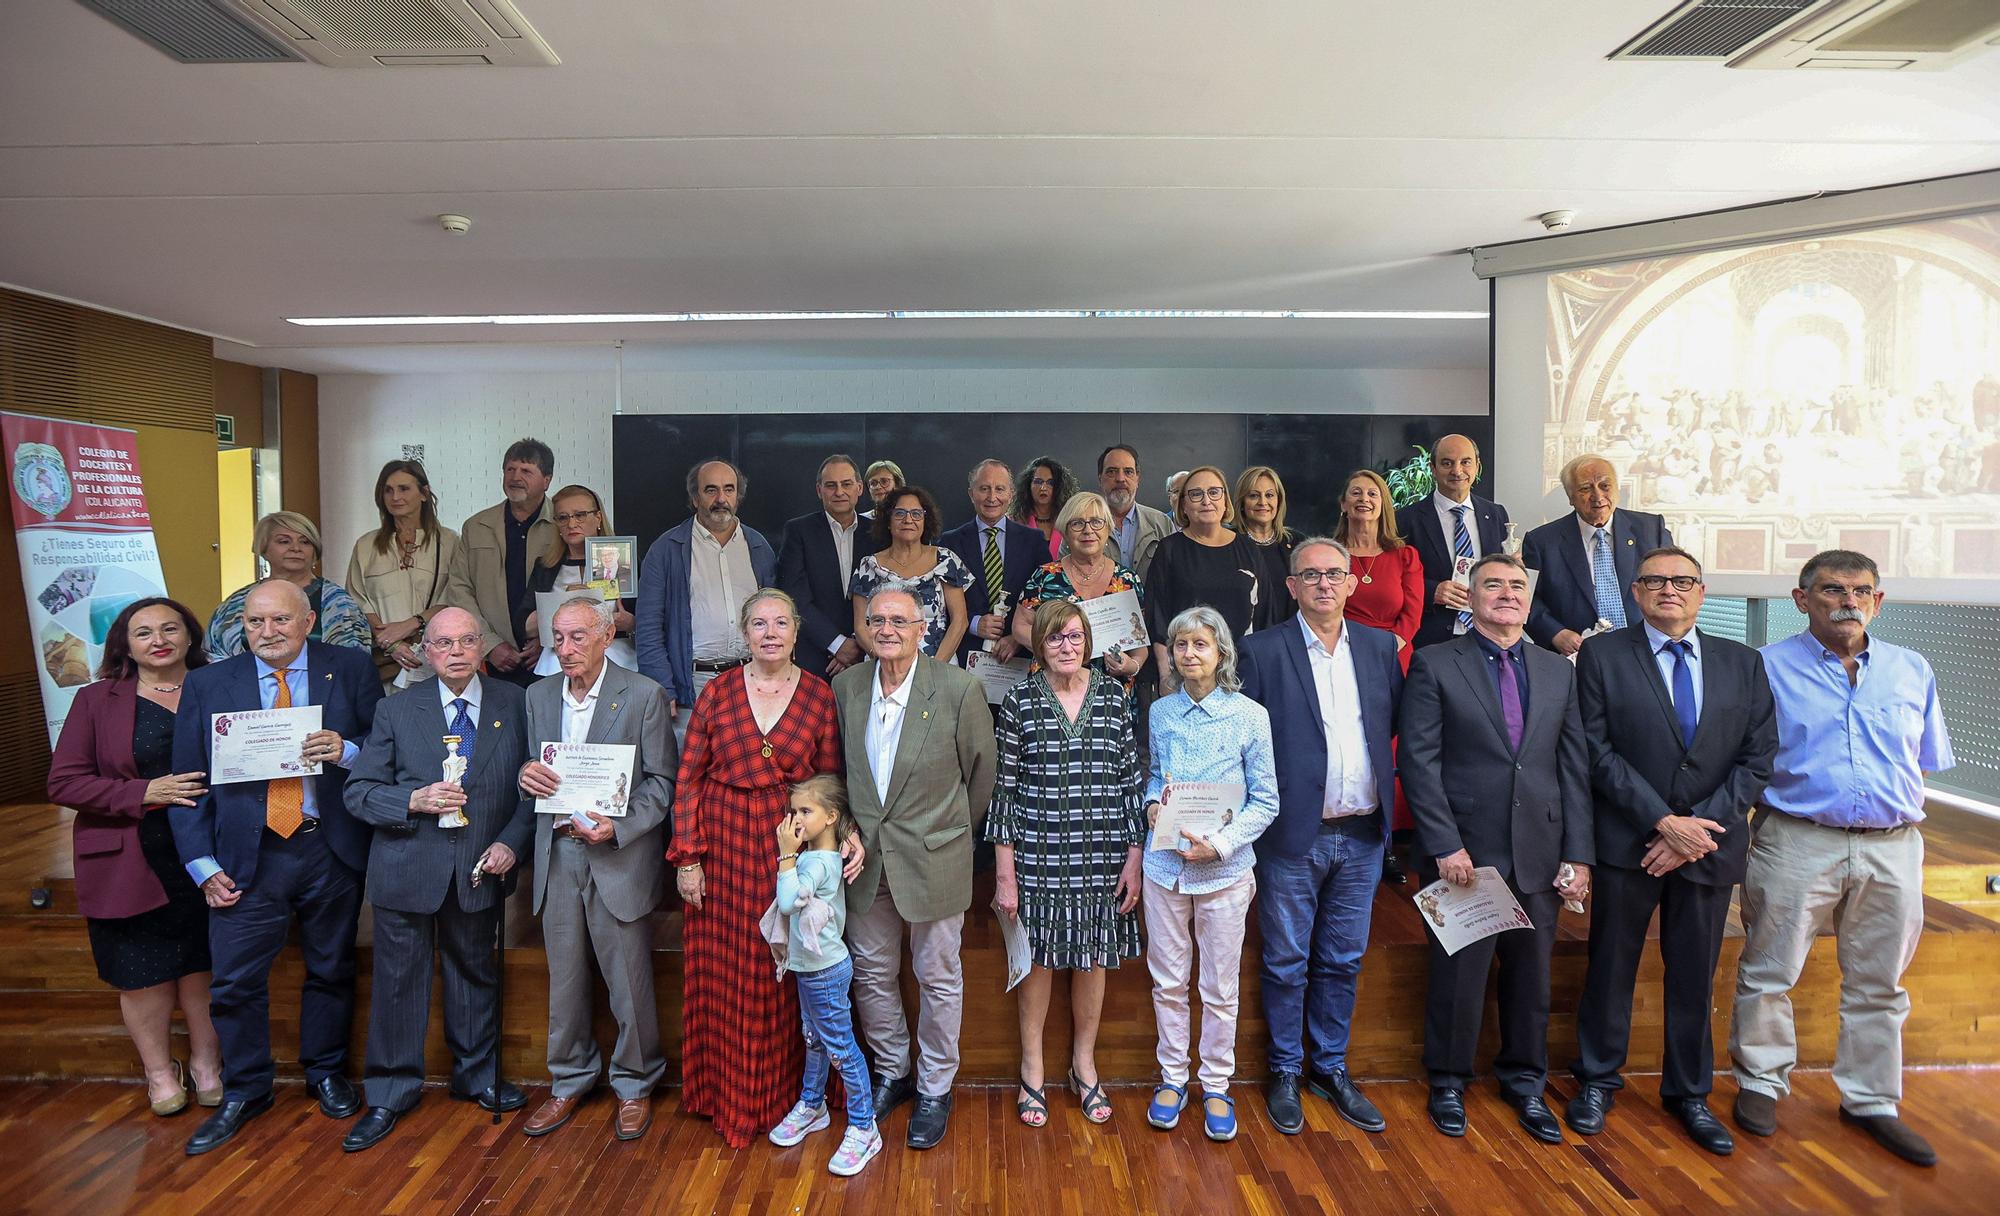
[473,852,508,1126]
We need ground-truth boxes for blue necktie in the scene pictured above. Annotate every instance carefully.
[1591,528,1627,628]
[1450,504,1474,633]
[449,697,477,766]
[1668,641,1697,749]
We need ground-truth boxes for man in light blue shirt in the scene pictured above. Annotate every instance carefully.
[1729,550,1953,1168]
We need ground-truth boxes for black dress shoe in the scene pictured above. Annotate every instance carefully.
[185,1092,274,1156]
[1308,1069,1386,1133]
[1508,1092,1563,1144]
[1669,1098,1735,1156]
[1265,1073,1304,1135]
[1565,1085,1613,1136]
[451,1081,527,1113]
[907,1092,953,1150]
[872,1073,918,1119]
[1381,853,1408,886]
[311,1074,361,1119]
[342,1106,400,1153]
[1427,1086,1466,1137]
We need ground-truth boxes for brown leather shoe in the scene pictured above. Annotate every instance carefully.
[614,1097,652,1141]
[523,1094,582,1137]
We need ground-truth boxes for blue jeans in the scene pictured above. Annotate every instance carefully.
[1256,819,1382,1077]
[796,957,875,1128]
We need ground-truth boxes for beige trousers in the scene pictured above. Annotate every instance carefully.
[845,874,966,1097]
[1143,870,1257,1095]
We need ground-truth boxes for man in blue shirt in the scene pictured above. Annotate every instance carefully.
[1728,550,1954,1167]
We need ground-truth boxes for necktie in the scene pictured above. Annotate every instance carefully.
[1669,640,1697,749]
[983,526,1006,605]
[1591,528,1627,628]
[450,697,477,766]
[1450,505,1474,633]
[265,668,304,837]
[1497,649,1525,752]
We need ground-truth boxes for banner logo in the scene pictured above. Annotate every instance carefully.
[11,442,72,521]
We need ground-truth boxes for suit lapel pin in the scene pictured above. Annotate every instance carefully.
[492,720,501,729]
[609,702,618,711]
[921,710,930,719]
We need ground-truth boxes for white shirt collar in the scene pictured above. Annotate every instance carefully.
[1578,511,1614,547]
[1296,612,1348,657]
[562,662,609,711]
[871,662,916,709]
[825,511,857,534]
[1433,489,1471,511]
[439,674,483,715]
[693,523,740,552]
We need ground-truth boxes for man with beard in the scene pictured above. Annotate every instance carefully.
[1097,444,1173,582]
[448,438,557,687]
[636,458,777,739]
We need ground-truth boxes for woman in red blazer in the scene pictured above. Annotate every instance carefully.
[48,597,221,1116]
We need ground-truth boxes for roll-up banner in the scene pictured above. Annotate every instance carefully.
[2,412,169,747]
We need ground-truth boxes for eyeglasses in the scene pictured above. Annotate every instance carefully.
[424,635,483,653]
[1635,575,1701,592]
[1046,631,1088,650]
[1031,477,1055,488]
[1066,518,1108,533]
[1293,568,1349,586]
[890,507,927,521]
[1182,486,1226,503]
[864,615,921,630]
[553,510,599,525]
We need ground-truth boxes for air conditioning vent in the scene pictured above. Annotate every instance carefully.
[1610,1,1816,60]
[1613,0,2000,68]
[78,0,558,66]
[77,0,302,63]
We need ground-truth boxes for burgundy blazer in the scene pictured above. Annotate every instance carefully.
[47,678,171,919]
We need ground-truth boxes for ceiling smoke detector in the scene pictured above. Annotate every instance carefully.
[1538,210,1577,232]
[438,214,472,235]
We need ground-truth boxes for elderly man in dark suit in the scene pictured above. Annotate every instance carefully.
[1566,548,1776,1156]
[941,458,1046,670]
[1238,537,1403,1136]
[1521,454,1672,656]
[1400,553,1593,1145]
[339,606,537,1152]
[1406,434,1511,650]
[517,596,677,1142]
[777,453,882,681]
[171,578,384,1155]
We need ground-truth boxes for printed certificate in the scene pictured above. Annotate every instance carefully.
[1412,866,1535,955]
[965,649,1031,705]
[533,741,636,818]
[210,706,322,785]
[1081,589,1148,659]
[1148,781,1246,853]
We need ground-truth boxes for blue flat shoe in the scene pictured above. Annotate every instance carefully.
[1146,1082,1188,1130]
[1202,1091,1238,1142]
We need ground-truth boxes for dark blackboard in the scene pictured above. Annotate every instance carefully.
[613,412,1495,552]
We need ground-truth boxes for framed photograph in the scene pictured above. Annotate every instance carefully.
[587,535,637,598]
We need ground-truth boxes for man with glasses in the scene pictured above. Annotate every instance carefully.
[833,589,996,1150]
[449,438,557,687]
[778,454,882,680]
[340,607,535,1152]
[1238,539,1403,1136]
[1520,454,1672,656]
[1728,550,1954,1166]
[942,459,1042,669]
[1566,549,1775,1156]
[1097,445,1173,581]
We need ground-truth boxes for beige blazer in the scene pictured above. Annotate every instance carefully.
[1107,502,1174,582]
[450,499,556,655]
[832,657,996,924]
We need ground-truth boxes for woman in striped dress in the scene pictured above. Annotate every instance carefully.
[989,599,1145,1128]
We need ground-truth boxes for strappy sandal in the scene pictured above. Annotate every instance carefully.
[1017,1077,1048,1127]
[1069,1068,1112,1124]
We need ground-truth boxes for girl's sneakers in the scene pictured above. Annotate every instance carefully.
[768,1100,830,1147]
[828,1124,884,1176]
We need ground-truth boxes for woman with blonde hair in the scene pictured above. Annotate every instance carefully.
[523,484,636,676]
[206,511,370,660]
[1233,466,1296,627]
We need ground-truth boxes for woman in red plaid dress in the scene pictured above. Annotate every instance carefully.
[670,589,844,1147]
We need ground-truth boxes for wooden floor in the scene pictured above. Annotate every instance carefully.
[3,1070,1995,1215]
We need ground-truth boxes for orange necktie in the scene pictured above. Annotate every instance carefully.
[265,668,305,837]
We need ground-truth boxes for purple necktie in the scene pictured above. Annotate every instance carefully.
[1497,650,1525,752]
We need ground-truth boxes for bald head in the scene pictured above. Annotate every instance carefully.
[424,606,478,645]
[1432,434,1481,503]
[424,606,483,689]
[242,578,313,667]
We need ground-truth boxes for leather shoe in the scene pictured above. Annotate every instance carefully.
[450,1081,527,1113]
[907,1092,953,1150]
[341,1106,399,1153]
[1508,1092,1563,1144]
[614,1097,652,1141]
[1840,1109,1936,1167]
[872,1072,918,1119]
[1309,1069,1385,1133]
[1732,1088,1778,1137]
[185,1092,273,1156]
[1381,853,1408,886]
[1565,1085,1613,1136]
[1669,1098,1734,1156]
[1265,1073,1304,1135]
[523,1094,583,1137]
[311,1074,361,1119]
[1427,1086,1466,1138]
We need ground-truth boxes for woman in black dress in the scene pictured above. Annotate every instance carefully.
[1144,465,1265,686]
[48,597,220,1116]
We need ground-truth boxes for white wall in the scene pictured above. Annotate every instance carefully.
[317,365,1484,564]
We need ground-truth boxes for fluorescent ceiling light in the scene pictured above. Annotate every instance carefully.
[286,308,1487,327]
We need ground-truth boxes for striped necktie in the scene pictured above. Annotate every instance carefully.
[983,525,1006,605]
[265,668,304,837]
[1450,505,1474,633]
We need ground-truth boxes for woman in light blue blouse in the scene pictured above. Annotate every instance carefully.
[1140,605,1278,1143]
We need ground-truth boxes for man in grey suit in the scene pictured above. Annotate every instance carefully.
[834,588,996,1150]
[340,607,536,1152]
[1400,552,1593,1146]
[516,596,677,1142]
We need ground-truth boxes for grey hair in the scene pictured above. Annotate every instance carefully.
[1289,536,1350,573]
[1161,605,1241,694]
[967,458,1011,487]
[686,458,747,504]
[1798,548,1879,592]
[865,586,922,620]
[1559,452,1613,495]
[551,594,613,633]
[1165,470,1190,498]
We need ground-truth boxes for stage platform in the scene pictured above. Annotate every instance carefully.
[4,800,1999,1085]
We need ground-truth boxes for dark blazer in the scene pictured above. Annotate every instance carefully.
[1520,508,1672,648]
[343,676,535,914]
[1407,492,1511,649]
[47,678,170,919]
[1238,616,1403,857]
[169,641,384,888]
[939,516,1045,666]
[1399,632,1593,890]
[777,510,882,679]
[1575,625,1777,885]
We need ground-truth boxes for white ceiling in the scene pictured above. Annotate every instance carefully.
[3,0,1998,374]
